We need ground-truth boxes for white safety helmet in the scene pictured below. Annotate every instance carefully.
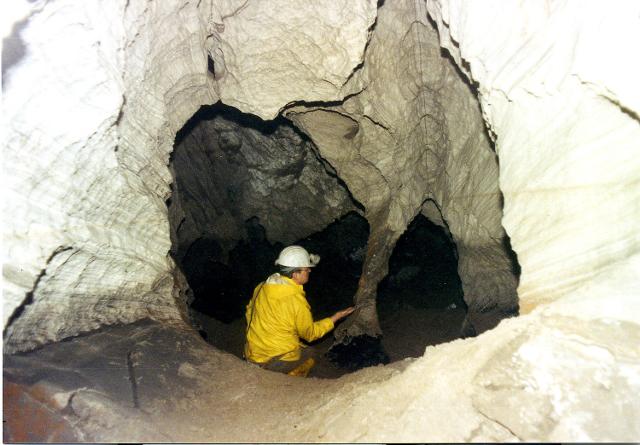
[274,245,320,268]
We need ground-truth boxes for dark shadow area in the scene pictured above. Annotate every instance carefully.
[2,17,29,90]
[326,214,467,372]
[246,210,467,373]
[376,214,468,363]
[174,101,287,147]
[182,212,368,326]
[295,212,369,318]
[502,231,521,281]
[378,214,466,312]
[178,213,369,378]
[326,335,389,371]
[183,218,283,323]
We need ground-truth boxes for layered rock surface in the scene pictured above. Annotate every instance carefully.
[287,0,518,338]
[427,0,640,314]
[3,0,640,442]
[3,0,186,353]
[3,0,376,352]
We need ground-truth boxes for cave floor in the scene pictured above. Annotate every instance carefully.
[6,307,635,442]
[3,318,408,442]
[2,306,465,442]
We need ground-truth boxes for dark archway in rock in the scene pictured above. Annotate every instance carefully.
[167,102,367,376]
[167,99,520,378]
[166,102,480,377]
[377,214,467,361]
[378,214,465,312]
[326,213,469,370]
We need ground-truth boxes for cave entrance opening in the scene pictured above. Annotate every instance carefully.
[377,213,467,362]
[167,102,369,377]
[167,102,476,378]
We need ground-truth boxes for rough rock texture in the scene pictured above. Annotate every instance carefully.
[3,320,213,442]
[3,0,376,353]
[426,0,640,313]
[287,0,518,338]
[3,0,640,442]
[168,107,355,261]
[5,316,639,442]
[2,0,186,353]
[206,0,378,119]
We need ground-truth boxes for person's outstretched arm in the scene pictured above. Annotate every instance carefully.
[295,302,355,342]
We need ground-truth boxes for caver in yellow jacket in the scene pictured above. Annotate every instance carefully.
[244,273,334,363]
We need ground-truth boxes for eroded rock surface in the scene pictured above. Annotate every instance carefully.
[287,0,518,338]
[3,320,215,442]
[3,0,640,442]
[2,320,403,442]
[168,105,355,261]
[3,0,376,353]
[426,0,640,313]
[5,314,638,442]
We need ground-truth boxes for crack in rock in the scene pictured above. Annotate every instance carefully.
[126,350,140,409]
[3,246,73,337]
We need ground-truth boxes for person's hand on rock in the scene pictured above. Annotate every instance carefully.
[331,307,355,323]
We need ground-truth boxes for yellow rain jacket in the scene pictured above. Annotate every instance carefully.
[244,273,334,363]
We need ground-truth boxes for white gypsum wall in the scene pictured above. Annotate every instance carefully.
[2,0,640,441]
[2,0,188,352]
[426,0,640,315]
[3,0,376,352]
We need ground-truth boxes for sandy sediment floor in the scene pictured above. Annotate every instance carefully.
[3,306,466,442]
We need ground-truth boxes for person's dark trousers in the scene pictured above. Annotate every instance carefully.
[262,346,316,374]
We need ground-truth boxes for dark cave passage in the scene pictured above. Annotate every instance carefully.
[292,212,369,320]
[378,214,468,362]
[378,213,465,313]
[168,103,469,377]
[183,218,284,324]
[181,211,370,326]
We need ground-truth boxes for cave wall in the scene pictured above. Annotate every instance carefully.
[4,0,640,440]
[3,0,516,351]
[3,0,186,352]
[168,110,355,262]
[287,0,517,337]
[427,0,640,316]
[3,0,376,352]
